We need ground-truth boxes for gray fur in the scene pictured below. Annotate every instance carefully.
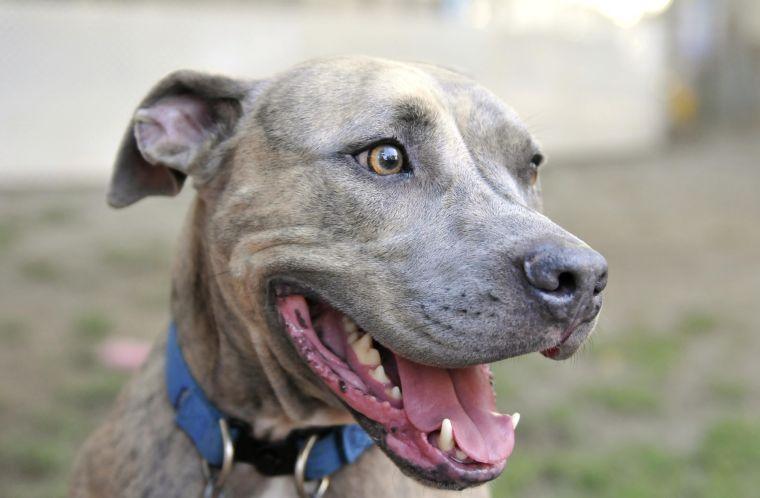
[72,56,605,497]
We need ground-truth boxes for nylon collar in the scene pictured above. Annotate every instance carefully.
[165,322,374,480]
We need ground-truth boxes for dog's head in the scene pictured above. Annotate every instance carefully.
[109,57,607,489]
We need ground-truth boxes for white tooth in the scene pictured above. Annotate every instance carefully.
[438,418,454,452]
[454,449,468,460]
[342,316,358,334]
[512,412,521,429]
[347,331,359,344]
[352,334,372,352]
[350,334,381,366]
[360,348,381,367]
[370,365,391,384]
[388,386,402,400]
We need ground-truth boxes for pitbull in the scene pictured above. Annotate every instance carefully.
[70,56,607,498]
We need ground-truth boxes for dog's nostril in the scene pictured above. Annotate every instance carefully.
[555,272,577,296]
[522,242,607,321]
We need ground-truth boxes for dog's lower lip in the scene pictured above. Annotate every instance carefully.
[270,284,514,486]
[541,319,585,358]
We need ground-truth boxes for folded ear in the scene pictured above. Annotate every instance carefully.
[108,70,250,208]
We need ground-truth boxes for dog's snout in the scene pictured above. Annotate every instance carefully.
[523,242,608,321]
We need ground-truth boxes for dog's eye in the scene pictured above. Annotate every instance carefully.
[356,144,405,175]
[528,153,544,186]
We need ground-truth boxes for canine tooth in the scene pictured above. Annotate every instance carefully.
[353,334,372,352]
[512,412,521,429]
[347,331,359,344]
[342,316,358,334]
[388,386,402,400]
[360,348,381,367]
[370,365,391,384]
[438,418,454,452]
[454,449,468,460]
[350,334,380,366]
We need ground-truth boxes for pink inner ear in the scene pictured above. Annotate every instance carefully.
[133,95,213,169]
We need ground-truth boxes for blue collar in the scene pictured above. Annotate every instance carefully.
[165,322,374,480]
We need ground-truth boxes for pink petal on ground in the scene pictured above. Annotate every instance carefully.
[98,338,151,372]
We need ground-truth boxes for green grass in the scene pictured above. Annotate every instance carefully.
[689,419,760,498]
[580,384,662,414]
[0,220,19,253]
[588,324,683,382]
[19,258,63,282]
[494,444,684,498]
[0,318,27,345]
[677,310,718,336]
[57,370,127,411]
[71,310,113,341]
[100,241,170,273]
[708,377,749,404]
[0,437,68,479]
[492,418,760,498]
[38,205,79,226]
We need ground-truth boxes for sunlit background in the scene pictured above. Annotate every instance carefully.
[1,1,758,497]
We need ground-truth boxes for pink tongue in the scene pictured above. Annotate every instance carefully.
[397,357,514,464]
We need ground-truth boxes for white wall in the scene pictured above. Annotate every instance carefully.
[0,1,669,184]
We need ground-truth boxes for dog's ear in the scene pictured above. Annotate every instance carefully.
[107,70,250,208]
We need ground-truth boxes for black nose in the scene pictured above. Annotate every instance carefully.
[523,242,608,322]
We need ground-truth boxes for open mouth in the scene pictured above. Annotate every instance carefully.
[272,282,517,489]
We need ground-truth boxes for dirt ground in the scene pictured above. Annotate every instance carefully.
[1,127,758,497]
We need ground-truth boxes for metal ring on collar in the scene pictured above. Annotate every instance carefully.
[294,434,330,498]
[203,419,235,498]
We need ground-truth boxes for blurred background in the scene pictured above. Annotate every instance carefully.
[0,0,758,496]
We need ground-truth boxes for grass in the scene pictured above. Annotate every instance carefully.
[494,444,684,498]
[588,324,683,382]
[493,419,760,498]
[0,220,19,253]
[708,377,748,404]
[0,436,68,479]
[676,311,718,336]
[37,206,79,226]
[19,258,63,282]
[100,241,170,273]
[580,384,662,414]
[0,318,27,345]
[71,310,113,341]
[57,371,127,411]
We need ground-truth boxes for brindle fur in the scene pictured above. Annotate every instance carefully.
[71,56,602,497]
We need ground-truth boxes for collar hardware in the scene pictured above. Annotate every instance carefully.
[295,434,330,498]
[165,323,374,492]
[202,418,234,498]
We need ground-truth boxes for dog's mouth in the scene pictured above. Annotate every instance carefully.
[271,282,516,489]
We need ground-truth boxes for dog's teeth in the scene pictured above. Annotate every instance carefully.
[388,386,402,400]
[358,349,380,367]
[454,449,468,460]
[438,418,454,452]
[512,412,521,429]
[353,334,372,351]
[361,348,382,367]
[342,316,358,334]
[370,365,391,384]
[347,331,359,344]
[350,334,381,366]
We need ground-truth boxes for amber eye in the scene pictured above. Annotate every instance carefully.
[365,144,404,175]
[528,153,544,186]
[528,167,539,186]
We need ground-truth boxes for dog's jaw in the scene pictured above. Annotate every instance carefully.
[271,286,517,489]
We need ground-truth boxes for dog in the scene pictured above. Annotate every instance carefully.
[70,56,607,498]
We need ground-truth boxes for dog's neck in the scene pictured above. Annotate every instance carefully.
[168,198,352,440]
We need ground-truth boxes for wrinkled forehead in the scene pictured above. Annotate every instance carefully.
[253,57,532,154]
